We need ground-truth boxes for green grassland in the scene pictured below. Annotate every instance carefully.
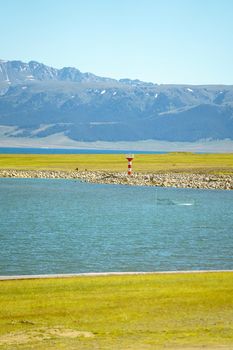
[0,272,233,349]
[0,152,233,173]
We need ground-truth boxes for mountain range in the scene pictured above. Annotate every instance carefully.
[0,59,233,144]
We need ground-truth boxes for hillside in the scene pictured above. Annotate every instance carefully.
[0,59,233,143]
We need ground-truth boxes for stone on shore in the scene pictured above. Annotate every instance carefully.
[0,169,233,190]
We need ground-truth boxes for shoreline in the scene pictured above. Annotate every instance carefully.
[1,270,233,281]
[0,169,233,190]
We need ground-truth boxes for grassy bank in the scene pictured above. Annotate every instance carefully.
[0,272,233,349]
[0,152,233,173]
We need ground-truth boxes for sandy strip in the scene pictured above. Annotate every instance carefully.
[0,270,233,281]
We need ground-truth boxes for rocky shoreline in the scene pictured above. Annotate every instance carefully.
[0,169,233,190]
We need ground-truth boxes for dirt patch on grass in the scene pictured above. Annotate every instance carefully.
[0,326,94,345]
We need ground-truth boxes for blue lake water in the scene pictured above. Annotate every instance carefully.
[0,178,232,275]
[0,147,166,154]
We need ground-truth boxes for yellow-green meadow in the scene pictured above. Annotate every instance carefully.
[0,152,233,173]
[0,272,233,349]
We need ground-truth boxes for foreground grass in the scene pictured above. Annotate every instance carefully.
[0,152,233,174]
[0,273,233,349]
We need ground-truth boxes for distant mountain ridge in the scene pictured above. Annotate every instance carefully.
[0,59,117,84]
[0,59,233,143]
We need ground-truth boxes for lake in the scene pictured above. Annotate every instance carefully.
[0,147,166,154]
[0,178,232,275]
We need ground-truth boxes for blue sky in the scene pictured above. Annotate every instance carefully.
[1,0,233,84]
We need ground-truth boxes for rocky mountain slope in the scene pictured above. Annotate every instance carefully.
[0,59,233,142]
